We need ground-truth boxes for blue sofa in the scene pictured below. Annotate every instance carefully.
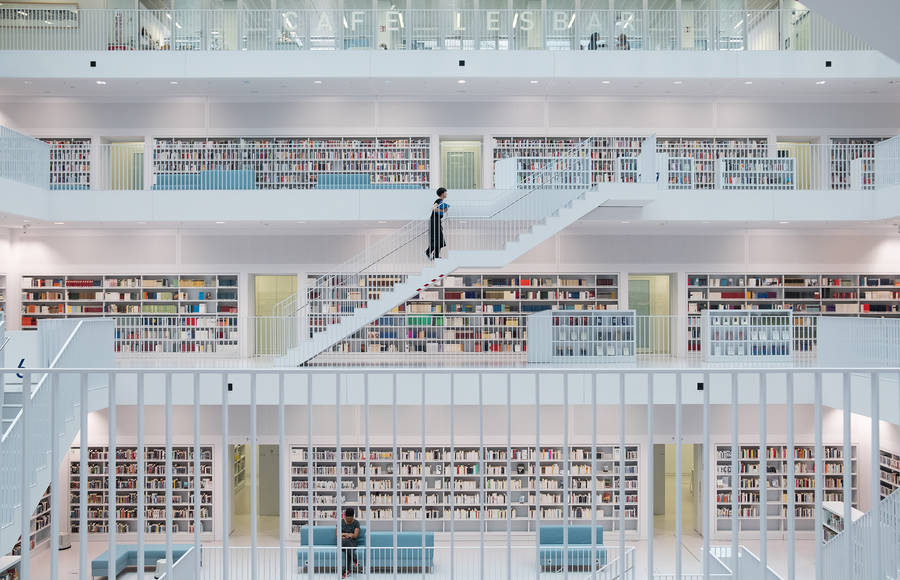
[152,173,201,190]
[538,526,606,571]
[199,169,256,189]
[298,525,367,572]
[367,531,434,572]
[91,544,194,579]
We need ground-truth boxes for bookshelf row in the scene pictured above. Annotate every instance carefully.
[152,136,431,189]
[880,449,900,500]
[0,274,6,313]
[68,446,215,536]
[9,486,51,558]
[715,444,858,533]
[41,138,91,190]
[290,445,639,533]
[312,273,619,358]
[18,274,240,354]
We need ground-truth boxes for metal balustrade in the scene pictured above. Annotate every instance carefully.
[0,367,896,580]
[823,488,900,580]
[0,126,50,189]
[0,8,868,52]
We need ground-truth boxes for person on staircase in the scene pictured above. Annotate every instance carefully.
[425,187,449,260]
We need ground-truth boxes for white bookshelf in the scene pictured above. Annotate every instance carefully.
[822,501,864,542]
[152,136,430,189]
[68,445,214,536]
[715,444,858,536]
[0,556,19,580]
[312,273,620,363]
[665,156,694,189]
[232,444,247,490]
[10,486,51,558]
[527,310,636,363]
[880,449,900,499]
[830,137,887,190]
[657,137,769,189]
[492,136,644,186]
[701,310,793,361]
[41,137,91,190]
[290,444,639,534]
[716,157,796,189]
[0,275,6,314]
[20,274,239,354]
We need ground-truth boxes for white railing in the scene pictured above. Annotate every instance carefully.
[823,489,900,580]
[0,8,868,52]
[156,546,199,580]
[817,316,900,367]
[0,125,49,189]
[2,367,897,580]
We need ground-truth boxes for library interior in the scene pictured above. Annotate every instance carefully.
[0,1,900,579]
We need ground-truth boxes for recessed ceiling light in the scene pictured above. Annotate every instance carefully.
[95,80,106,85]
[620,221,630,224]
[702,221,711,224]
[457,79,466,84]
[313,80,323,84]
[744,81,753,85]
[601,80,611,84]
[23,219,31,223]
[169,81,178,85]
[529,80,539,84]
[816,80,826,85]
[137,221,147,225]
[23,80,32,85]
[377,220,387,224]
[215,221,225,224]
[779,221,790,224]
[673,80,683,85]
[53,221,65,225]
[296,220,305,224]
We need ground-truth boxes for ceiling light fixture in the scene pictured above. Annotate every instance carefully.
[377,220,387,224]
[673,80,683,85]
[313,80,323,84]
[137,221,147,225]
[215,221,225,224]
[166,12,171,19]
[744,81,753,85]
[175,22,182,29]
[530,80,539,84]
[169,81,178,85]
[53,221,65,225]
[816,80,826,85]
[457,79,466,84]
[296,221,305,224]
[601,80,611,84]
[779,221,790,224]
[620,221,630,224]
[95,80,106,85]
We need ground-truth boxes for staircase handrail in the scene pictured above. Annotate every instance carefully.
[281,135,603,318]
[822,487,900,580]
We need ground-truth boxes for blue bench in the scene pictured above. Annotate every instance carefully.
[91,544,194,579]
[152,173,200,190]
[199,169,256,189]
[538,526,606,571]
[298,525,367,572]
[367,531,434,572]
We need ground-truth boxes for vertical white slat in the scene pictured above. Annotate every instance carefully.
[675,373,682,580]
[535,374,542,575]
[165,373,173,577]
[278,374,286,580]
[786,373,795,580]
[646,374,653,580]
[563,374,570,577]
[842,373,852,574]
[421,375,427,579]
[730,372,739,579]
[814,372,824,580]
[335,375,342,579]
[506,373,512,580]
[702,372,710,580]
[108,372,117,578]
[222,374,230,580]
[250,374,258,580]
[193,373,202,579]
[392,374,398,579]
[306,376,313,579]
[49,373,59,580]
[479,373,485,579]
[79,372,88,580]
[871,373,881,580]
[449,374,455,580]
[618,373,626,571]
[137,373,145,577]
[364,374,371,578]
[20,370,31,580]
[759,373,767,572]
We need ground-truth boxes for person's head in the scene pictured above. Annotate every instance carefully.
[344,507,355,522]
[436,187,447,199]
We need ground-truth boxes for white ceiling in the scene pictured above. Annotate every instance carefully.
[3,76,900,102]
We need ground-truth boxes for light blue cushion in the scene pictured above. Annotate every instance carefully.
[298,526,366,571]
[152,173,200,190]
[199,169,256,189]
[91,544,193,578]
[367,532,434,571]
[538,526,605,570]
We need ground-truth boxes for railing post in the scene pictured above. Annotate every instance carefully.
[19,370,31,580]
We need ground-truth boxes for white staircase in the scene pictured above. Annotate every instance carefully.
[823,488,900,580]
[278,135,658,366]
[0,319,114,557]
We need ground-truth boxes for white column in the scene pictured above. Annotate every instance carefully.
[675,374,682,580]
[165,373,173,577]
[222,375,230,580]
[108,373,117,580]
[250,374,258,580]
[79,374,88,579]
[49,373,59,580]
[193,374,202,578]
[137,373,146,575]
[278,374,287,580]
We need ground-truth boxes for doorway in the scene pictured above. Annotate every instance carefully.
[253,275,298,356]
[101,139,144,190]
[654,443,704,536]
[628,274,672,355]
[230,444,280,539]
[777,138,819,189]
[441,140,482,189]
